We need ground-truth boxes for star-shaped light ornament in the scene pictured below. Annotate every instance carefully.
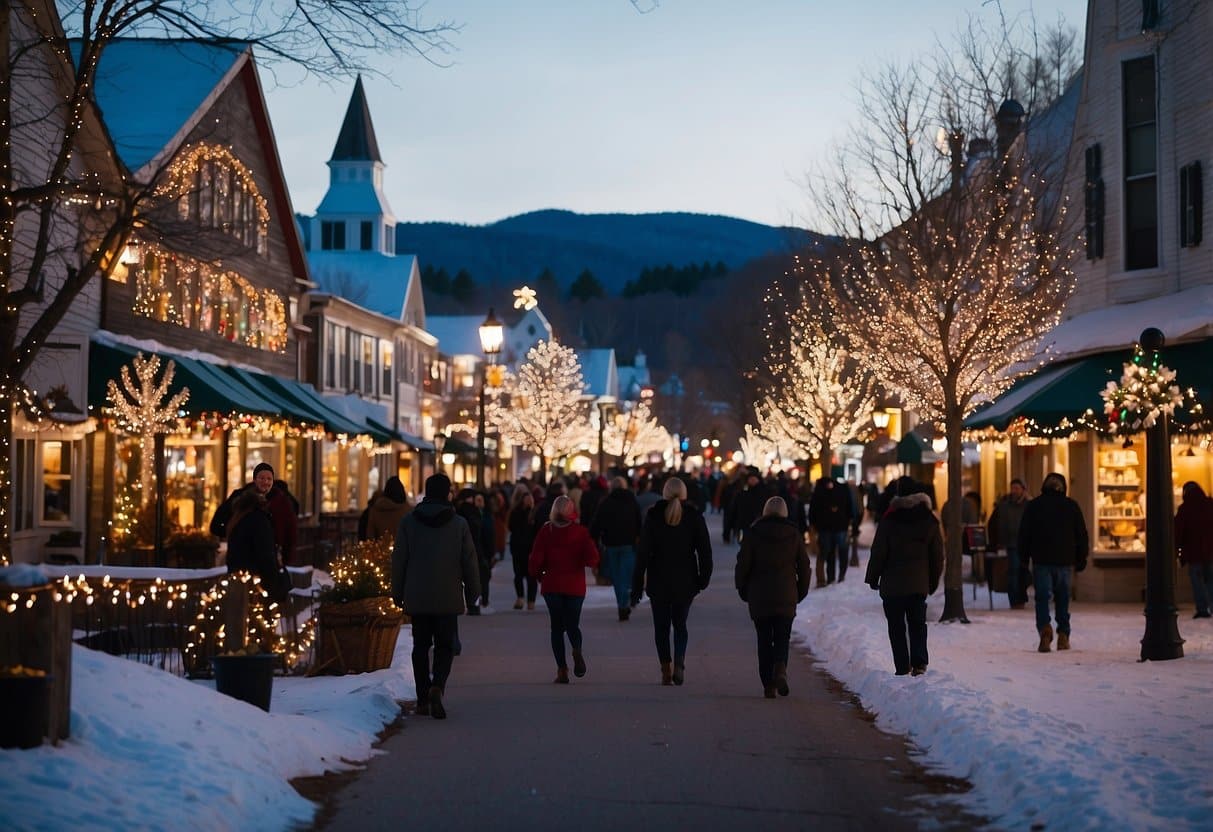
[513,285,538,311]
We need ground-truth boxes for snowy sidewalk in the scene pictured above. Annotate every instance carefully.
[796,553,1213,832]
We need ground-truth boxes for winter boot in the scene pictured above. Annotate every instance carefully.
[660,661,673,686]
[763,684,777,699]
[773,662,789,696]
[1038,624,1054,653]
[513,597,524,610]
[572,649,587,678]
[672,663,685,686]
[415,695,430,717]
[428,687,446,720]
[1057,632,1070,650]
[554,667,570,684]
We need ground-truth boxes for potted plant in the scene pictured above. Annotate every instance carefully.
[312,537,404,675]
[166,528,220,569]
[211,645,275,712]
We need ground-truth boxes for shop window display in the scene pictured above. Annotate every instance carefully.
[1096,445,1145,551]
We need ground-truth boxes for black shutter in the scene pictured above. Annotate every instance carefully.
[1180,162,1203,248]
[1084,144,1105,259]
[1142,0,1160,31]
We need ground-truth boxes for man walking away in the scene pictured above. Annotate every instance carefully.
[1017,473,1088,653]
[809,476,853,584]
[392,474,480,719]
[590,477,644,621]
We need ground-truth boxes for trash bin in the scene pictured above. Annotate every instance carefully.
[0,674,51,749]
[211,654,274,712]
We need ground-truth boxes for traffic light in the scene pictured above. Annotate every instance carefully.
[679,436,690,452]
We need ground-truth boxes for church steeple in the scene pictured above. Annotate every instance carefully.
[329,75,382,163]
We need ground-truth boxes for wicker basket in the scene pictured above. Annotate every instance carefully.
[313,597,404,675]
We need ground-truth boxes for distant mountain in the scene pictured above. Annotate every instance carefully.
[394,209,820,293]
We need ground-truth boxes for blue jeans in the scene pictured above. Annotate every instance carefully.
[542,593,585,668]
[882,595,928,674]
[753,615,793,686]
[819,530,848,582]
[650,597,692,664]
[411,614,459,700]
[1187,562,1213,615]
[1034,564,1073,634]
[604,545,637,610]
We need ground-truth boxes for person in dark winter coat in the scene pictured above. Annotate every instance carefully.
[210,462,298,564]
[865,491,943,676]
[632,477,713,686]
[456,489,492,613]
[508,485,538,610]
[529,496,601,683]
[735,497,812,698]
[1017,473,1089,652]
[1175,481,1213,618]
[366,476,412,542]
[356,491,380,542]
[725,469,770,544]
[579,476,609,530]
[809,477,854,584]
[987,479,1030,607]
[224,489,288,602]
[391,474,480,720]
[589,477,644,621]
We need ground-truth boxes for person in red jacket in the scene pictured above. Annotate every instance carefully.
[529,495,601,683]
[1175,481,1213,619]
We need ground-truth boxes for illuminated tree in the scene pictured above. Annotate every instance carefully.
[488,340,590,480]
[806,13,1078,622]
[738,424,783,472]
[604,400,670,465]
[761,281,877,478]
[106,352,190,505]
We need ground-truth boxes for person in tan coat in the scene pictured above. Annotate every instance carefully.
[367,476,412,542]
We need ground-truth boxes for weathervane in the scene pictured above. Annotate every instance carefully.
[513,285,538,311]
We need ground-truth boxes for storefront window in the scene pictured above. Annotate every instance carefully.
[41,440,76,524]
[164,435,222,531]
[1096,443,1145,552]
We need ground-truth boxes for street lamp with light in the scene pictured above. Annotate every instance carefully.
[476,308,504,488]
[872,409,890,430]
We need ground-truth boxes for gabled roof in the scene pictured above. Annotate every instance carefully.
[307,251,419,321]
[577,348,618,399]
[74,38,246,172]
[329,76,382,163]
[426,315,488,358]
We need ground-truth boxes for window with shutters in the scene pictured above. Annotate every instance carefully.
[1123,57,1158,270]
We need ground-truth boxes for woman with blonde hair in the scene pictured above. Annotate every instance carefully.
[632,477,713,685]
[529,495,600,683]
[735,496,812,698]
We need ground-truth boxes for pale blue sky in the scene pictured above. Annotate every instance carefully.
[264,0,1087,228]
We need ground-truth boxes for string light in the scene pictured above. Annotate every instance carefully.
[602,399,670,463]
[105,353,191,504]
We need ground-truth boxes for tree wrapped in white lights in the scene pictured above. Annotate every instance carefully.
[761,281,877,478]
[106,353,190,505]
[604,400,670,465]
[488,340,590,480]
[738,424,784,471]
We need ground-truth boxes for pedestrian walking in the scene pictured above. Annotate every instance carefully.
[210,461,298,564]
[725,467,769,544]
[456,489,493,613]
[391,473,480,720]
[987,479,1030,608]
[809,476,853,584]
[529,496,600,684]
[1017,473,1089,652]
[365,476,412,542]
[508,485,538,610]
[864,491,943,676]
[1174,481,1213,619]
[589,477,644,621]
[734,497,812,698]
[223,489,290,603]
[632,477,713,686]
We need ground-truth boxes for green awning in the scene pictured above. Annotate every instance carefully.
[964,337,1213,433]
[90,340,283,417]
[223,367,376,438]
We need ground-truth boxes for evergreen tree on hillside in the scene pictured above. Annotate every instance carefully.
[621,261,730,298]
[568,269,605,302]
[535,267,561,305]
[422,264,452,295]
[451,268,477,303]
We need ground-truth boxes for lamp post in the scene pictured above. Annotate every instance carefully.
[1139,327,1184,661]
[476,308,504,489]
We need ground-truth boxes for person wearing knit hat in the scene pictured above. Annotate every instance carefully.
[392,471,480,719]
[209,460,297,565]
